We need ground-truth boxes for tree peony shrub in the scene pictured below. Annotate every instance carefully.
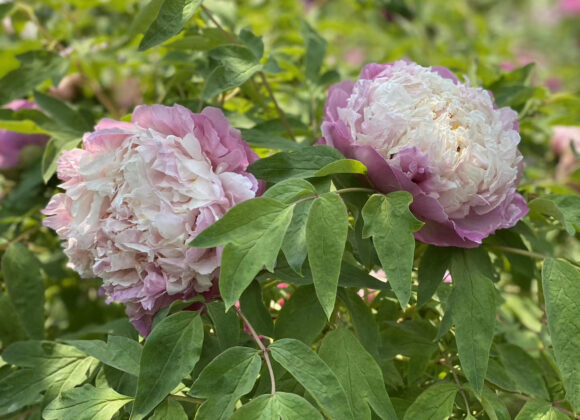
[321,60,528,247]
[0,99,49,170]
[42,104,261,335]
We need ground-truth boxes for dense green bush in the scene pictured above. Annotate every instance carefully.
[0,1,579,419]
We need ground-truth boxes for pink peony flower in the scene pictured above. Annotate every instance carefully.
[551,125,580,180]
[560,0,580,14]
[42,104,261,335]
[0,100,49,170]
[321,61,528,247]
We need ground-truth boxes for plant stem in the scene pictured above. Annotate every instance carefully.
[235,306,276,395]
[16,2,64,51]
[483,244,548,261]
[483,244,580,269]
[0,226,40,251]
[258,72,296,141]
[508,391,580,419]
[441,357,471,415]
[335,187,375,195]
[200,5,238,43]
[200,5,296,141]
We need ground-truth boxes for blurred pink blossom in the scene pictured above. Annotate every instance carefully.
[0,100,49,170]
[551,126,580,180]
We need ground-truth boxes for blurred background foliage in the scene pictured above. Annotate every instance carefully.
[0,0,579,418]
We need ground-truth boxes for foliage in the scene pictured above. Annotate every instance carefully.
[0,0,579,419]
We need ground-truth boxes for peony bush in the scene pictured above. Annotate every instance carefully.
[0,1,579,420]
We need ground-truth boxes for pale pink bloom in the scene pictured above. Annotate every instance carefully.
[551,126,580,181]
[0,100,49,170]
[560,0,580,14]
[49,73,84,101]
[321,61,528,247]
[443,270,452,283]
[344,48,365,68]
[43,104,261,335]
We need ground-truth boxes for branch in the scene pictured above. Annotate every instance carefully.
[440,357,471,415]
[235,306,276,395]
[201,5,296,141]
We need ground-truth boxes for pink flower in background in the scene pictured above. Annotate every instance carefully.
[560,0,580,14]
[551,125,580,180]
[0,100,49,170]
[443,270,452,283]
[321,61,528,247]
[42,104,261,335]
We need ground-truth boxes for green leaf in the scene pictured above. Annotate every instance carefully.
[477,386,511,420]
[202,45,263,99]
[319,329,397,420]
[263,178,316,203]
[239,28,264,60]
[1,243,44,339]
[417,246,452,306]
[2,340,86,367]
[0,293,27,346]
[402,383,457,420]
[274,285,326,344]
[248,146,344,182]
[301,20,326,84]
[361,192,423,308]
[269,338,355,420]
[128,0,164,40]
[306,192,349,319]
[42,135,83,183]
[150,398,187,420]
[33,91,92,133]
[239,281,274,337]
[282,200,314,273]
[206,301,240,351]
[450,248,497,395]
[529,194,580,235]
[219,237,290,309]
[43,384,132,420]
[258,259,391,291]
[151,296,206,330]
[240,128,303,151]
[190,198,291,248]
[231,392,323,420]
[542,258,580,411]
[0,2,14,19]
[514,400,569,420]
[313,159,367,177]
[130,311,204,420]
[138,0,202,51]
[189,347,262,420]
[0,51,68,106]
[0,342,94,416]
[337,289,381,359]
[190,198,294,308]
[496,344,549,399]
[64,336,142,377]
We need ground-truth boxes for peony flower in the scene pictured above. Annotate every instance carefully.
[42,104,261,335]
[0,100,49,170]
[560,0,580,14]
[321,60,528,247]
[551,125,580,181]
